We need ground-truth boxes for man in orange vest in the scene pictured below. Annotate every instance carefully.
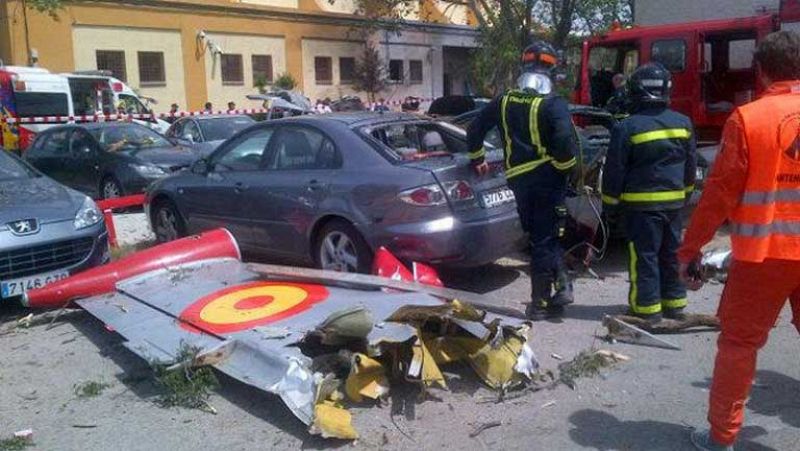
[679,31,800,450]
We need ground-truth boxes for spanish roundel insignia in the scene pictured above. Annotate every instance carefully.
[179,281,329,334]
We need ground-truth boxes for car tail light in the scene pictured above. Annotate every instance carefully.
[399,184,446,206]
[442,181,475,201]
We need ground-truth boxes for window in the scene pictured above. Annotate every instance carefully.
[339,57,356,84]
[315,57,332,85]
[14,93,68,117]
[70,130,96,157]
[269,127,338,170]
[728,39,756,70]
[252,55,273,85]
[389,59,403,82]
[118,94,149,115]
[214,128,274,171]
[33,130,70,157]
[651,40,686,72]
[137,51,166,85]
[96,50,127,82]
[221,54,244,85]
[409,60,423,84]
[363,123,460,161]
[623,50,639,75]
[182,120,202,142]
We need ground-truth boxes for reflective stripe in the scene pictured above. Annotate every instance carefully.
[602,194,620,205]
[505,157,551,179]
[684,185,695,193]
[529,97,546,158]
[551,157,576,171]
[620,190,686,202]
[500,95,512,169]
[740,188,800,205]
[732,220,800,238]
[662,297,688,309]
[467,147,486,160]
[630,128,691,145]
[628,242,638,308]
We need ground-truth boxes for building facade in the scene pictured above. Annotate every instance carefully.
[634,0,783,25]
[0,0,478,111]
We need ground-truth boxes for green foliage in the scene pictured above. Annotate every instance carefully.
[0,437,33,451]
[26,0,63,18]
[273,72,297,91]
[73,380,112,398]
[352,44,387,102]
[152,343,219,411]
[254,75,270,94]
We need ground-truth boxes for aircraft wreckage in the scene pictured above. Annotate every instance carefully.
[24,229,539,440]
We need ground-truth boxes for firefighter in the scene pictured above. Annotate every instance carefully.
[678,31,800,451]
[602,62,697,323]
[467,41,578,320]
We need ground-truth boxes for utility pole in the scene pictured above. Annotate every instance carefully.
[21,0,33,66]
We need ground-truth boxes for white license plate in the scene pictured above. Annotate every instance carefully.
[1,270,69,299]
[482,189,516,208]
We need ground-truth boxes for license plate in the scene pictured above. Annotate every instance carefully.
[482,189,515,208]
[1,270,69,299]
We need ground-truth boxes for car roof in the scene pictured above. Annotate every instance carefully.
[39,122,150,134]
[293,112,429,128]
[189,115,253,121]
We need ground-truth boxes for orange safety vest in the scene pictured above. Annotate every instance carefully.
[730,81,800,262]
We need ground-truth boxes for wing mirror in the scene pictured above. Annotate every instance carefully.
[191,159,210,175]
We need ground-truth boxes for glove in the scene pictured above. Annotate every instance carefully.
[679,255,705,291]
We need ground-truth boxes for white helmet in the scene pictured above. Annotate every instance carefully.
[516,72,553,95]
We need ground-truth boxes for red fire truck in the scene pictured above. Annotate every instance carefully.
[574,0,800,143]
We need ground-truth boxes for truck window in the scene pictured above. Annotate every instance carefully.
[118,94,149,115]
[69,78,114,116]
[14,92,69,117]
[728,39,755,70]
[651,39,686,72]
[588,46,638,108]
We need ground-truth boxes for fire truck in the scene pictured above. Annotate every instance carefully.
[574,0,800,143]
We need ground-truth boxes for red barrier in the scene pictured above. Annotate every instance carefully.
[23,228,241,309]
[96,194,146,248]
[371,247,442,287]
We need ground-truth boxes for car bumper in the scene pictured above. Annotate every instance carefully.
[0,221,109,301]
[367,211,524,267]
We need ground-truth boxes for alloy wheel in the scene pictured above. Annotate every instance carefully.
[102,179,121,199]
[319,231,359,272]
[154,206,180,242]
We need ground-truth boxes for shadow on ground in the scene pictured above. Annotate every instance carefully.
[568,409,776,451]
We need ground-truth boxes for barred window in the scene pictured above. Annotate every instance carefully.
[389,59,403,82]
[221,54,244,85]
[409,60,423,84]
[315,57,332,85]
[252,54,273,85]
[96,50,127,82]
[339,57,356,84]
[137,51,165,85]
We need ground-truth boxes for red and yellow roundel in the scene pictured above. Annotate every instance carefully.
[179,281,329,334]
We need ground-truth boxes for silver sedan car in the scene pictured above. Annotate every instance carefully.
[145,113,524,272]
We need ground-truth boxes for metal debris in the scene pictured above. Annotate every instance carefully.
[602,315,682,350]
[469,421,501,438]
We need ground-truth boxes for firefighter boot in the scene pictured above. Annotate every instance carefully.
[526,275,552,321]
[551,266,574,308]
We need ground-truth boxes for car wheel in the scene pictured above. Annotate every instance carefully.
[314,220,372,273]
[152,200,186,243]
[101,177,123,200]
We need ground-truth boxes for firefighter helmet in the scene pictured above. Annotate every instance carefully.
[521,41,559,74]
[627,62,672,107]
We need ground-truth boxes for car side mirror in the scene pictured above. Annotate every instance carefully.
[191,159,210,175]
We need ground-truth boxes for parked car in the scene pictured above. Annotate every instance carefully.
[146,112,525,272]
[0,150,108,302]
[165,115,255,156]
[25,122,201,199]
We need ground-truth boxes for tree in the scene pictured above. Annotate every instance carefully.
[26,0,63,18]
[273,72,297,90]
[351,44,387,103]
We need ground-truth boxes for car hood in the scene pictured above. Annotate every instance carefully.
[0,176,84,224]
[128,145,201,168]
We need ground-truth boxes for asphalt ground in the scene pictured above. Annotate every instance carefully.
[1,215,797,450]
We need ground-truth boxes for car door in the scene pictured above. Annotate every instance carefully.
[68,129,102,196]
[244,125,337,258]
[25,129,71,185]
[177,126,275,249]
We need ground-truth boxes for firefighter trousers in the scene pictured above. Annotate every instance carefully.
[708,258,800,445]
[508,166,567,288]
[624,209,687,317]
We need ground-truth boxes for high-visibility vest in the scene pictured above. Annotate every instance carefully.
[730,82,800,262]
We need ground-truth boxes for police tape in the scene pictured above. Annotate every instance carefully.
[0,97,438,124]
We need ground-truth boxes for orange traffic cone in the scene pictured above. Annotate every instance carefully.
[23,228,241,309]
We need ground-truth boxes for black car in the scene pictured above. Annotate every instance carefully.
[165,115,255,157]
[25,122,201,199]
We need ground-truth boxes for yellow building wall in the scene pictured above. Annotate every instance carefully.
[72,26,188,111]
[202,33,287,109]
[301,39,365,101]
[239,0,300,9]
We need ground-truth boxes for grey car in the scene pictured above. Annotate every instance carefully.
[0,151,108,302]
[145,112,524,272]
[26,122,201,199]
[165,115,256,156]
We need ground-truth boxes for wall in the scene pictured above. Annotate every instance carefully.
[634,0,780,25]
[239,0,300,9]
[203,33,286,109]
[72,26,187,109]
[301,38,365,101]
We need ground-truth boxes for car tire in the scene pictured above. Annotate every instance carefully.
[100,176,124,200]
[314,220,373,273]
[152,199,186,243]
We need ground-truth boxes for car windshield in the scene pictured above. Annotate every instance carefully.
[199,117,255,142]
[360,121,478,162]
[90,124,170,152]
[0,151,37,181]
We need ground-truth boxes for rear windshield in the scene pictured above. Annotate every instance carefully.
[89,123,170,152]
[0,151,37,180]
[199,117,255,142]
[14,92,69,117]
[360,121,479,162]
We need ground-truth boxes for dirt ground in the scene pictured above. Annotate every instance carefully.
[1,215,797,451]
